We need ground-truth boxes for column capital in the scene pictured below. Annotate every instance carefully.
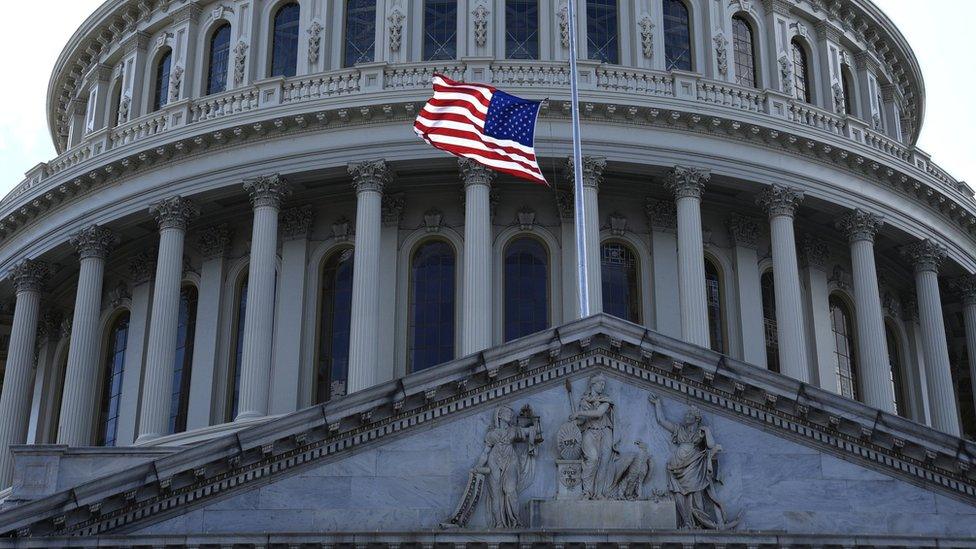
[565,156,606,190]
[69,225,117,260]
[952,275,976,307]
[243,174,291,209]
[726,213,762,249]
[280,206,315,240]
[128,250,157,285]
[349,159,391,194]
[556,190,575,220]
[901,239,947,274]
[149,196,199,231]
[664,165,710,200]
[645,198,677,232]
[197,225,233,260]
[799,234,829,269]
[836,209,884,243]
[458,158,496,188]
[382,193,406,227]
[756,185,804,218]
[9,259,49,294]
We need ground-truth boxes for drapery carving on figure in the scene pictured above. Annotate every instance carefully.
[571,374,619,499]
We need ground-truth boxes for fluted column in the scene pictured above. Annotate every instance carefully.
[903,240,960,435]
[460,159,496,355]
[837,209,895,412]
[957,275,976,427]
[58,225,116,446]
[566,156,605,315]
[237,175,290,421]
[347,160,390,393]
[136,197,198,442]
[757,185,808,382]
[0,260,48,486]
[665,166,711,347]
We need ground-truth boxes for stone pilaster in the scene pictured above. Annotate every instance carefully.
[956,275,976,432]
[727,214,764,367]
[665,166,711,347]
[197,224,233,259]
[459,158,496,355]
[280,206,315,241]
[565,156,606,316]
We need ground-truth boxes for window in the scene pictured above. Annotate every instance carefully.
[344,0,376,67]
[704,258,725,353]
[731,15,757,88]
[586,0,619,64]
[601,242,640,323]
[316,248,354,403]
[409,241,456,371]
[875,90,886,130]
[153,49,173,112]
[505,0,539,59]
[841,64,856,116]
[504,237,549,341]
[791,39,811,103]
[271,3,300,78]
[830,295,858,400]
[206,23,232,94]
[663,0,692,71]
[229,276,247,420]
[169,286,198,434]
[97,312,130,446]
[885,322,908,417]
[109,80,124,127]
[423,0,457,61]
[760,271,780,373]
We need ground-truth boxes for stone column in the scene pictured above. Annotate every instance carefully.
[58,225,116,446]
[664,166,711,347]
[459,159,496,355]
[727,214,765,367]
[347,160,390,394]
[902,240,960,435]
[557,191,579,322]
[837,209,895,412]
[0,260,48,486]
[757,185,808,382]
[956,275,976,428]
[901,292,932,424]
[237,175,290,421]
[116,252,155,445]
[799,236,835,392]
[137,197,198,443]
[646,199,680,339]
[378,194,405,384]
[566,157,606,315]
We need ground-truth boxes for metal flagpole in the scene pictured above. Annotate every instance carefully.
[567,0,590,318]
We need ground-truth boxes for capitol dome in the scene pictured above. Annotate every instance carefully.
[0,0,974,545]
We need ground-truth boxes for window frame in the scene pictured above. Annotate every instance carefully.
[704,255,728,354]
[504,0,540,60]
[269,2,301,78]
[151,47,173,112]
[422,0,459,61]
[760,269,780,373]
[829,293,860,401]
[586,0,621,65]
[731,14,759,88]
[600,239,641,324]
[169,284,198,434]
[407,238,458,373]
[502,235,552,342]
[95,310,131,447]
[315,246,355,404]
[343,0,377,68]
[791,37,813,104]
[205,21,233,95]
[662,0,694,72]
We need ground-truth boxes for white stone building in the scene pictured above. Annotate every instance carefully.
[0,0,974,545]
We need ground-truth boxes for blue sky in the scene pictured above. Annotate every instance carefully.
[0,0,971,195]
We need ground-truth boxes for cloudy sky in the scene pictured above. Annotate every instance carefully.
[0,0,972,195]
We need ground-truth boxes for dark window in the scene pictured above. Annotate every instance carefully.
[409,241,456,371]
[830,295,858,400]
[731,15,757,88]
[97,313,130,446]
[885,322,907,417]
[760,271,780,373]
[841,65,855,116]
[271,3,300,77]
[317,248,354,403]
[344,0,376,67]
[169,286,198,434]
[705,258,725,353]
[791,39,811,103]
[423,0,457,61]
[153,49,172,111]
[505,0,539,59]
[586,0,619,64]
[663,0,692,71]
[601,242,640,323]
[229,276,247,420]
[505,237,549,341]
[206,23,232,94]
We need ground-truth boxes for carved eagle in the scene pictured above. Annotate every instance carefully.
[609,440,652,500]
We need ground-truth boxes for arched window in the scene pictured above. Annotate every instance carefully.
[791,38,811,103]
[316,248,354,403]
[505,0,539,59]
[830,295,858,400]
[601,241,640,323]
[841,64,856,116]
[169,286,198,434]
[760,271,780,373]
[97,312,130,446]
[152,49,173,112]
[663,0,692,71]
[423,0,457,61]
[409,241,456,371]
[731,15,758,88]
[228,276,248,420]
[344,0,376,67]
[270,3,300,78]
[704,258,726,353]
[586,0,619,64]
[504,237,550,341]
[206,23,232,94]
[884,321,908,417]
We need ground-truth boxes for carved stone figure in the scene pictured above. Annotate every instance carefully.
[647,393,739,530]
[608,440,652,500]
[571,374,617,499]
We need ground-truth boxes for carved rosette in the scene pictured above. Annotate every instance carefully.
[197,225,232,260]
[280,206,315,240]
[243,174,291,210]
[128,250,157,285]
[149,196,199,231]
[70,225,117,260]
[349,160,391,194]
[565,156,607,191]
[645,198,677,232]
[9,259,50,294]
[726,214,761,249]
[901,239,947,274]
[836,209,884,243]
[954,275,976,307]
[382,193,406,227]
[756,185,804,218]
[799,235,829,269]
[459,158,496,188]
[664,166,710,201]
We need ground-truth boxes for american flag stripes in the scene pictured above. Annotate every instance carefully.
[413,74,547,185]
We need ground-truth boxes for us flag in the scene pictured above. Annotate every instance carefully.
[413,74,547,185]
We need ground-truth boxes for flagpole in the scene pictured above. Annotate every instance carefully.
[567,0,590,318]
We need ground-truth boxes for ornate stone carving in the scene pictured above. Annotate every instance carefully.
[459,157,496,188]
[106,280,131,309]
[713,33,729,76]
[799,234,829,269]
[832,81,846,114]
[423,209,444,233]
[836,209,884,243]
[881,290,902,319]
[59,316,72,339]
[382,193,405,227]
[901,239,947,273]
[558,2,570,48]
[901,291,919,320]
[472,4,490,48]
[953,275,976,307]
[9,259,49,294]
[638,16,654,58]
[70,225,117,260]
[565,156,607,191]
[778,53,793,95]
[349,160,391,194]
[332,217,351,242]
[568,374,616,500]
[828,265,852,290]
[556,190,574,220]
[149,196,199,231]
[646,198,677,232]
[117,95,131,125]
[128,250,157,284]
[388,6,405,53]
[37,309,63,343]
[233,41,247,87]
[608,212,627,236]
[665,166,710,200]
[307,21,323,66]
[280,206,314,239]
[243,174,291,209]
[168,64,183,101]
[197,225,232,260]
[726,214,761,249]
[608,440,652,501]
[517,207,536,230]
[756,185,804,218]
